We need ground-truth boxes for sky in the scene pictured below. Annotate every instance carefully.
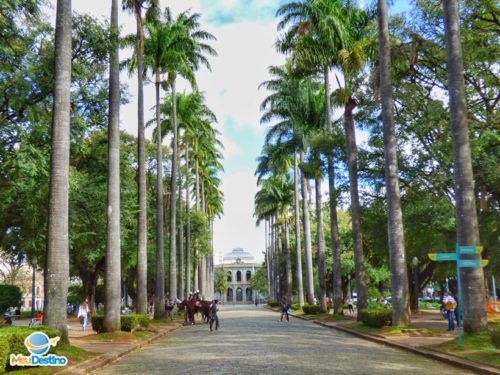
[48,0,411,265]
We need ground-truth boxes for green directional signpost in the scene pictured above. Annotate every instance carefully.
[428,243,488,347]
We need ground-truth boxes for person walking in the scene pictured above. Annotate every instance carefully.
[209,300,219,332]
[442,292,457,331]
[280,299,289,322]
[347,298,355,314]
[77,299,90,331]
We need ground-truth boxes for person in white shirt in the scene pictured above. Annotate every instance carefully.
[77,300,90,331]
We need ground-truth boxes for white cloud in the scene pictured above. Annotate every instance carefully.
[213,171,265,264]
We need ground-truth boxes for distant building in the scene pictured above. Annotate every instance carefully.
[214,248,265,304]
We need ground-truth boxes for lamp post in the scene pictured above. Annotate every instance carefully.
[31,259,37,319]
[412,256,419,313]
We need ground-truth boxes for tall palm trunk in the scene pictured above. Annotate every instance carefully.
[343,99,368,313]
[324,67,342,314]
[44,0,72,343]
[315,176,327,313]
[185,147,191,298]
[275,215,281,301]
[443,0,487,333]
[154,69,165,318]
[378,0,410,326]
[284,216,292,304]
[300,152,315,304]
[169,76,178,301]
[134,0,147,316]
[178,174,184,299]
[294,154,304,307]
[265,220,272,302]
[269,216,276,302]
[104,0,121,332]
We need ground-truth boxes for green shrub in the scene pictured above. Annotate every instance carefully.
[491,326,500,348]
[121,315,149,332]
[0,335,9,374]
[367,301,384,310]
[91,314,150,333]
[290,304,300,311]
[359,309,392,328]
[267,302,279,308]
[0,285,22,310]
[302,304,321,315]
[20,311,34,319]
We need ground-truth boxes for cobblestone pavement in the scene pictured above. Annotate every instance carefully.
[95,306,473,375]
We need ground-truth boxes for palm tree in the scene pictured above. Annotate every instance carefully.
[44,0,72,343]
[158,91,219,298]
[122,0,157,316]
[329,4,371,312]
[377,0,410,326]
[104,0,121,332]
[442,0,487,333]
[161,9,216,302]
[276,0,346,313]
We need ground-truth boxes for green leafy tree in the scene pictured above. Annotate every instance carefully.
[0,285,23,310]
[214,270,228,302]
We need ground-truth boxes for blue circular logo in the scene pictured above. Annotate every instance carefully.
[25,332,51,356]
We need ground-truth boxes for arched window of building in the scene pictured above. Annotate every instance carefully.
[227,288,233,302]
[246,287,253,301]
[236,271,242,282]
[246,270,251,281]
[236,287,243,301]
[227,271,232,282]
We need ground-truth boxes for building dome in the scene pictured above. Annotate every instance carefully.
[222,248,254,263]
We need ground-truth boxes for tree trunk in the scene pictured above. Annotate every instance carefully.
[315,176,327,313]
[378,0,411,326]
[443,0,487,333]
[300,152,315,304]
[134,0,147,316]
[343,99,368,313]
[185,147,191,298]
[178,174,184,300]
[44,0,72,344]
[324,67,342,314]
[294,154,304,307]
[265,219,272,303]
[284,217,292,304]
[169,77,178,302]
[104,0,121,332]
[153,69,165,318]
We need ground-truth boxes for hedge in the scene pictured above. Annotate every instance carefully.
[359,308,392,328]
[491,326,500,348]
[290,303,300,311]
[0,326,59,373]
[267,302,279,308]
[91,314,150,333]
[302,304,321,315]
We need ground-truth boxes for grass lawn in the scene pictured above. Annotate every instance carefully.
[426,332,500,367]
[345,321,443,336]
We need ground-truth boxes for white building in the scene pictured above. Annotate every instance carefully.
[214,248,265,304]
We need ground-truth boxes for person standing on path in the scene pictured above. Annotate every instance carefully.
[77,299,90,331]
[442,292,457,331]
[280,299,290,322]
[209,300,219,332]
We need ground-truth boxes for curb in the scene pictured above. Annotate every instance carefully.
[314,321,500,375]
[59,323,182,374]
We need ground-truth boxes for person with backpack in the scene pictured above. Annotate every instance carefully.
[209,299,219,332]
[442,291,457,331]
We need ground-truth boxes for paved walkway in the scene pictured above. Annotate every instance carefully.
[93,305,473,375]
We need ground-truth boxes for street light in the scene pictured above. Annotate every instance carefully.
[31,259,37,319]
[347,274,352,299]
[412,256,419,313]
